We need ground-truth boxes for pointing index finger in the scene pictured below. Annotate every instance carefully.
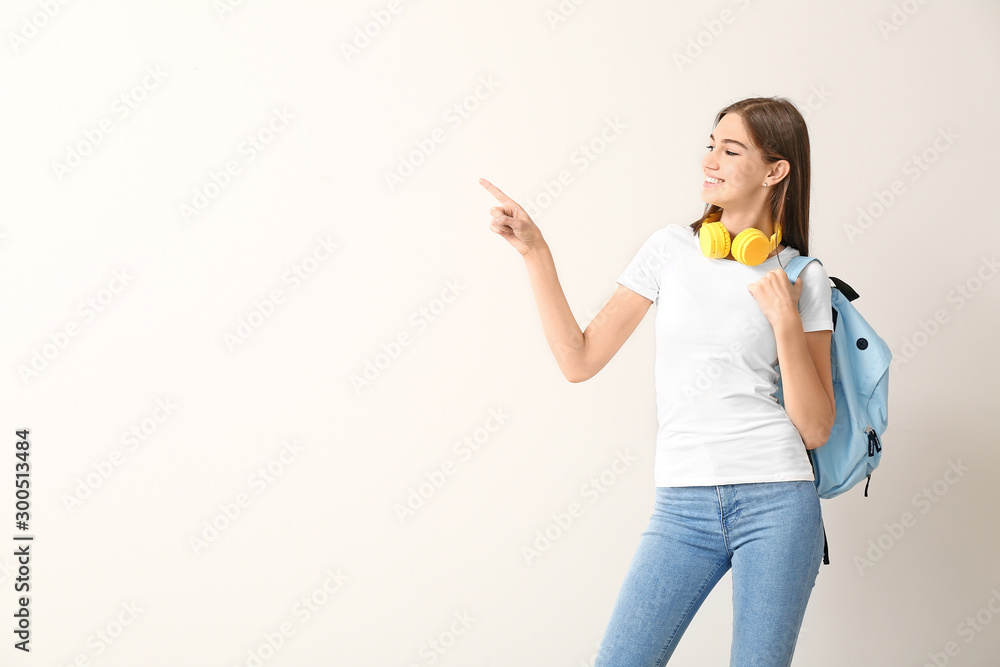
[479,178,510,203]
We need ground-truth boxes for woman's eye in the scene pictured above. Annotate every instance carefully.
[705,145,737,156]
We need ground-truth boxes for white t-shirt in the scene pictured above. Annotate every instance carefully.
[616,222,834,487]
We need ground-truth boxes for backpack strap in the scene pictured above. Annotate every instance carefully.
[785,256,860,303]
[782,255,820,283]
[782,256,820,315]
[807,447,831,565]
[831,276,859,302]
[822,524,829,565]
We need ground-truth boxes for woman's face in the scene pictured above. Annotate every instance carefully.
[699,113,771,209]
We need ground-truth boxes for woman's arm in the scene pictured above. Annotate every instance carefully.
[522,243,652,382]
[774,322,836,450]
[481,178,651,383]
[521,242,589,380]
[747,267,836,450]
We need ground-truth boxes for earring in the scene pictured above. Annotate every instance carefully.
[762,182,768,187]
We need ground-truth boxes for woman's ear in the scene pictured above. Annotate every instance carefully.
[768,159,791,185]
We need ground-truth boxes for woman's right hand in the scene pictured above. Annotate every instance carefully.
[480,178,546,257]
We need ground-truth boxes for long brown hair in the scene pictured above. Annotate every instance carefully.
[689,96,811,258]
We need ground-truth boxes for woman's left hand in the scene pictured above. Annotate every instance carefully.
[747,268,803,327]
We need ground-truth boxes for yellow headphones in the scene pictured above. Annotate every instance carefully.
[699,209,782,266]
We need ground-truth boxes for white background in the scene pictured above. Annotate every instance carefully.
[3,0,999,665]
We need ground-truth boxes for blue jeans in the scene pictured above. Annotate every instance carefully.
[594,481,825,667]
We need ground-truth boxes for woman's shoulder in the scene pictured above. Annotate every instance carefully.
[795,256,830,278]
[632,222,689,245]
[662,222,697,241]
[646,224,696,256]
[795,259,833,299]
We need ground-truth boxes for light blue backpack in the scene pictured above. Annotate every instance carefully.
[773,256,892,564]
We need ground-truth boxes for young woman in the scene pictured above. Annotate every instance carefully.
[480,96,835,666]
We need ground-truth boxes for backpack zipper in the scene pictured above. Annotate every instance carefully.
[866,426,882,456]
